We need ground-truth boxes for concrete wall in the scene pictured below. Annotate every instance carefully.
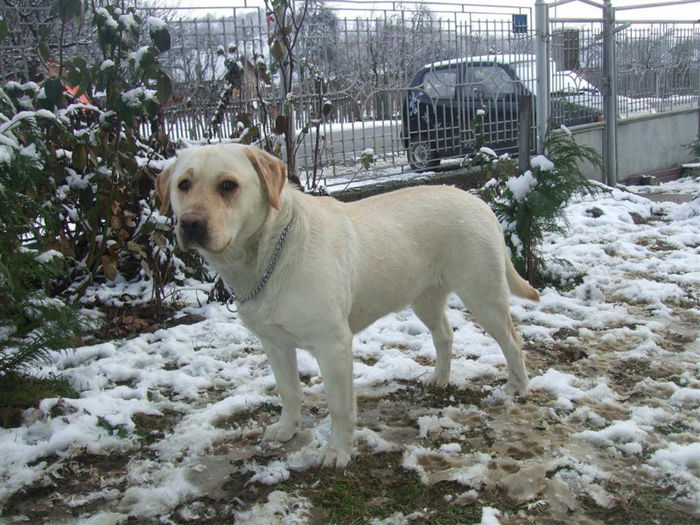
[571,107,699,183]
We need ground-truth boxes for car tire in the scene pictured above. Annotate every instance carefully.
[407,141,439,170]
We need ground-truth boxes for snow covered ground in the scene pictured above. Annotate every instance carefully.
[1,177,699,523]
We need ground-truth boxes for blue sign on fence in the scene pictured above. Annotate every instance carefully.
[512,14,528,34]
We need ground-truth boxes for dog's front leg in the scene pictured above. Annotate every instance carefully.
[311,333,356,469]
[261,342,302,443]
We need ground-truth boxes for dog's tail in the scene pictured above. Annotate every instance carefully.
[505,254,540,302]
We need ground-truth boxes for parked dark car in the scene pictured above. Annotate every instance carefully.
[401,54,602,169]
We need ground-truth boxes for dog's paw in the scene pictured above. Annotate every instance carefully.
[505,377,528,397]
[317,443,352,469]
[424,372,449,388]
[263,420,299,443]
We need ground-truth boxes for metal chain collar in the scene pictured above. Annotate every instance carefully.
[227,218,293,306]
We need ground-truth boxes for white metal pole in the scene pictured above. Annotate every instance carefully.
[603,0,618,186]
[535,0,550,154]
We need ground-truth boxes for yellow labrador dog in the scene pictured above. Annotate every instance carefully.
[156,143,539,468]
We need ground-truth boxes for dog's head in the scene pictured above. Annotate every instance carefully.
[156,144,287,254]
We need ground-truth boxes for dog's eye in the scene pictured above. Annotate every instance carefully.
[219,180,238,193]
[178,179,191,192]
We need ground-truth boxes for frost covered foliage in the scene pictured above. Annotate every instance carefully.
[0,1,192,307]
[476,128,601,284]
[0,91,82,376]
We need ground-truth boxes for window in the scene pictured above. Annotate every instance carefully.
[464,65,516,98]
[421,68,457,99]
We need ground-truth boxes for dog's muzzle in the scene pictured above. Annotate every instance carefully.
[179,212,209,248]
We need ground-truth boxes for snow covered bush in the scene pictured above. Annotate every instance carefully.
[0,90,82,378]
[476,127,601,284]
[0,1,190,306]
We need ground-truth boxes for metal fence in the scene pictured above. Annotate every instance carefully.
[550,18,699,117]
[1,1,698,188]
[151,3,547,186]
[148,2,698,187]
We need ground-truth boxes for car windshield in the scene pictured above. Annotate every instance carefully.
[421,68,457,99]
[463,64,518,97]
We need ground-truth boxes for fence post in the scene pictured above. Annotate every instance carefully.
[518,94,533,173]
[535,0,549,154]
[603,0,618,186]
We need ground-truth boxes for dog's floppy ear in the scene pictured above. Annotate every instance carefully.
[155,161,174,214]
[244,147,286,211]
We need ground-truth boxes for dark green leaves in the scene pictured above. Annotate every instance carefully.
[0,18,8,44]
[54,0,83,24]
[156,73,172,106]
[148,18,171,53]
[42,76,66,108]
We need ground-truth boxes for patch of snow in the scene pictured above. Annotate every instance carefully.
[531,154,555,171]
[129,46,151,68]
[235,490,311,524]
[147,16,168,32]
[35,250,63,264]
[506,170,538,202]
[576,419,649,456]
[478,506,502,525]
[529,368,616,411]
[669,194,700,220]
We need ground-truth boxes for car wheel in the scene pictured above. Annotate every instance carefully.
[407,141,439,170]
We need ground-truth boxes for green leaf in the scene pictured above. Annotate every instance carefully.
[42,76,64,107]
[38,42,51,63]
[54,0,83,23]
[156,73,172,104]
[72,145,87,171]
[38,25,52,40]
[118,151,139,174]
[65,58,92,100]
[0,19,8,44]
[275,115,289,135]
[150,26,171,53]
[133,47,157,76]
[270,39,285,61]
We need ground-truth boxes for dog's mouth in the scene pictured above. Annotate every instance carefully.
[177,226,231,255]
[178,226,209,251]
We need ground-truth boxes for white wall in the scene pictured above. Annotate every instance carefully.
[570,107,699,183]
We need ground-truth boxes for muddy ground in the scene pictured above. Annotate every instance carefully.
[2,188,699,524]
[3,297,698,524]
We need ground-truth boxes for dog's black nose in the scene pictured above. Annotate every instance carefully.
[179,212,208,246]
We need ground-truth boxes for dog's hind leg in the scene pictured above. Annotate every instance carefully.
[457,289,529,395]
[261,342,303,442]
[412,286,453,388]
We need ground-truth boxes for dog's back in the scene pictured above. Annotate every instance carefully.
[343,185,520,331]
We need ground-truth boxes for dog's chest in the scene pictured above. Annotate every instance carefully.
[239,308,303,348]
